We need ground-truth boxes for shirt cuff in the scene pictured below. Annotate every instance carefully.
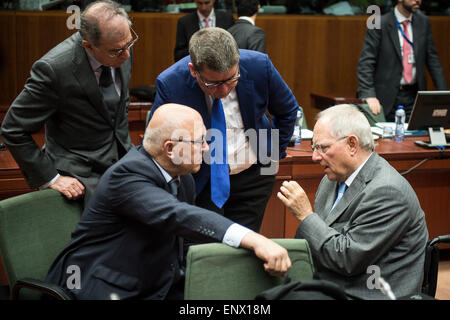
[222,223,251,248]
[39,174,60,190]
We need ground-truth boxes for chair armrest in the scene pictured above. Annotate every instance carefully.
[11,278,74,300]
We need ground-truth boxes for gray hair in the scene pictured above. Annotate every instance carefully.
[80,0,131,46]
[316,104,375,151]
[189,27,240,73]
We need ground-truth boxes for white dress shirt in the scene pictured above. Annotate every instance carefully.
[152,157,251,247]
[205,89,257,175]
[197,9,216,29]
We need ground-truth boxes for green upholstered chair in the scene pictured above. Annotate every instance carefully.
[0,189,82,299]
[354,103,386,126]
[184,238,315,300]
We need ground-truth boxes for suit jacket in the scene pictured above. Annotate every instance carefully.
[357,10,447,116]
[151,49,298,195]
[174,11,235,62]
[45,146,234,300]
[0,32,133,192]
[296,153,429,299]
[227,19,266,53]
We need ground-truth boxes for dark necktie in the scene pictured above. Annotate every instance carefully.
[210,98,230,209]
[168,178,179,197]
[401,20,413,84]
[168,178,185,279]
[99,66,120,121]
[330,182,348,212]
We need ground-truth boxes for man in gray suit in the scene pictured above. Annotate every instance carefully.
[278,104,429,299]
[228,0,266,53]
[357,0,446,121]
[0,1,134,205]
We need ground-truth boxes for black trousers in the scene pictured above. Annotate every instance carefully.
[195,163,276,232]
[386,84,418,122]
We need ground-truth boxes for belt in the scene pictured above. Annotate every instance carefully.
[399,83,418,91]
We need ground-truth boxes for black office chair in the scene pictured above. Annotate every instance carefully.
[422,234,450,298]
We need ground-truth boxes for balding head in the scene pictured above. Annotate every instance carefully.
[80,0,131,47]
[144,104,207,176]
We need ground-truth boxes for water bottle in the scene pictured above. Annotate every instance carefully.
[394,105,406,142]
[293,107,303,145]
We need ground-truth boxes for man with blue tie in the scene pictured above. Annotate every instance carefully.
[151,27,299,232]
[278,104,428,299]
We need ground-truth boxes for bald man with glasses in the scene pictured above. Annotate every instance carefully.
[0,0,135,205]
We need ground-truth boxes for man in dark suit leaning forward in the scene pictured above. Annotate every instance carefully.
[278,104,428,299]
[153,27,298,232]
[0,0,135,205]
[45,103,291,300]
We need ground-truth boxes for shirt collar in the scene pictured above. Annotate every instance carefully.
[197,8,215,22]
[343,152,372,187]
[395,6,412,23]
[85,48,103,72]
[238,16,255,25]
[151,158,177,184]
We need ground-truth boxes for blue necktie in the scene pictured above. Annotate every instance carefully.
[210,98,230,208]
[331,182,347,211]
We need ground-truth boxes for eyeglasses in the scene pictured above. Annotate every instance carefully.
[195,68,240,89]
[170,137,206,145]
[101,27,139,58]
[311,136,348,154]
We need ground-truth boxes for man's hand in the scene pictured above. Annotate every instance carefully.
[240,232,291,277]
[365,97,381,115]
[49,175,85,200]
[277,180,313,222]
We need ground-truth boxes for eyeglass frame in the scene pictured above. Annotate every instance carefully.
[96,26,139,58]
[311,136,348,154]
[195,67,240,89]
[169,137,207,145]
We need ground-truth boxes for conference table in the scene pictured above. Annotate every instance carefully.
[1,135,449,240]
[1,135,450,286]
[259,136,450,242]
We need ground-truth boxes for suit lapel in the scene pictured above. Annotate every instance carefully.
[387,12,402,63]
[411,13,422,64]
[324,153,378,225]
[235,62,255,131]
[71,33,113,126]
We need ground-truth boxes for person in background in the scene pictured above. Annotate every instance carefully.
[228,0,266,53]
[278,104,428,299]
[174,0,235,62]
[357,0,446,121]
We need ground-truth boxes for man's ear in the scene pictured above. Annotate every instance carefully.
[82,39,93,52]
[163,140,176,158]
[188,63,197,78]
[347,135,359,155]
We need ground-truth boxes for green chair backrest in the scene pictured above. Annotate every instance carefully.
[354,103,386,126]
[0,189,82,298]
[184,238,315,300]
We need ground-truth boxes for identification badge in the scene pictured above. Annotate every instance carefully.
[408,53,415,64]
